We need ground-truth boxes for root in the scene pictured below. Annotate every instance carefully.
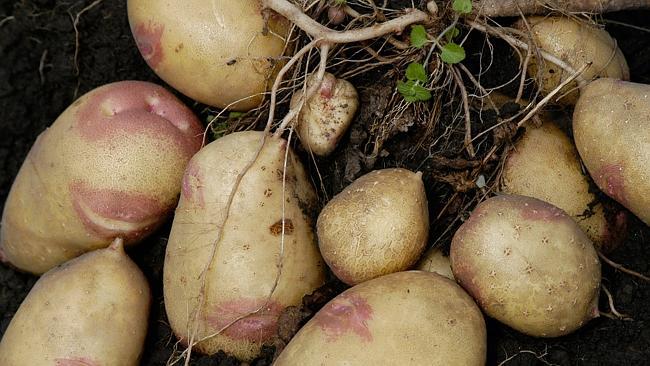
[450,66,476,157]
[598,251,650,282]
[475,0,650,17]
[70,0,105,76]
[600,284,632,320]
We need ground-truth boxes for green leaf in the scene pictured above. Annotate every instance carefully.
[444,26,460,42]
[229,111,245,119]
[452,0,472,14]
[405,62,428,83]
[397,80,432,103]
[440,42,466,64]
[410,25,428,49]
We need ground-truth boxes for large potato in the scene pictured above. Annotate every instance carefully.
[127,0,290,110]
[274,271,486,365]
[573,78,650,225]
[163,131,325,360]
[0,239,150,366]
[0,81,202,274]
[518,16,629,104]
[317,168,429,285]
[502,121,627,252]
[451,195,601,337]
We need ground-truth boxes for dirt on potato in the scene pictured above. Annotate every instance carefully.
[1,1,649,365]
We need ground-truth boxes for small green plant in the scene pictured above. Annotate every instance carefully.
[397,62,431,103]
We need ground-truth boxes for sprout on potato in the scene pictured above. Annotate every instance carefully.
[274,271,486,366]
[0,81,203,274]
[317,168,429,285]
[291,72,359,156]
[451,195,601,337]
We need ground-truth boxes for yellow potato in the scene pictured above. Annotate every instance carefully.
[416,246,454,280]
[317,168,429,285]
[163,131,325,360]
[274,271,486,366]
[502,121,627,252]
[573,78,650,225]
[519,16,629,105]
[127,0,290,110]
[451,195,601,337]
[0,239,150,366]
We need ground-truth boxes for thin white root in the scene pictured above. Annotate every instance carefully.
[601,284,631,320]
[71,0,105,75]
[451,66,476,157]
[263,0,431,44]
[599,251,650,282]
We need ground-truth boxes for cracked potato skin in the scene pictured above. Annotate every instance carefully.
[450,195,601,338]
[163,131,325,361]
[317,168,429,285]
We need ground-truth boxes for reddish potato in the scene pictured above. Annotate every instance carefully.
[0,81,202,274]
[274,271,486,365]
[451,195,601,337]
[0,239,150,366]
[127,0,290,110]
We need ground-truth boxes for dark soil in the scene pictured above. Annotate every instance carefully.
[1,1,649,365]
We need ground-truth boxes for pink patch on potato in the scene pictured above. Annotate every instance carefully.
[206,298,283,342]
[319,75,336,99]
[595,164,627,205]
[515,196,567,222]
[132,22,165,69]
[313,292,373,342]
[181,160,205,207]
[55,357,99,366]
[75,81,202,156]
[69,181,168,241]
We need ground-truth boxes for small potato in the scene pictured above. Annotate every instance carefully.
[317,168,429,285]
[164,131,325,360]
[573,78,650,225]
[127,0,290,110]
[0,81,203,274]
[451,195,601,338]
[0,239,150,366]
[274,271,486,366]
[415,246,454,280]
[518,16,629,104]
[502,121,627,252]
[291,72,359,156]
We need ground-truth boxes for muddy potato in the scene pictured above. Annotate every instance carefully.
[163,131,325,360]
[127,0,290,110]
[0,81,202,274]
[317,169,429,285]
[0,239,150,366]
[274,271,486,365]
[291,72,359,156]
[573,78,650,225]
[517,16,629,105]
[502,121,627,252]
[416,246,454,280]
[451,195,601,337]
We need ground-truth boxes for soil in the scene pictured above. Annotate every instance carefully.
[1,1,649,365]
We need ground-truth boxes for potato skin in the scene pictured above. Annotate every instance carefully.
[274,271,486,366]
[573,78,650,225]
[502,121,627,252]
[127,0,290,111]
[163,131,325,360]
[0,240,150,366]
[317,168,429,285]
[416,246,454,280]
[291,72,359,156]
[451,195,600,337]
[0,81,202,274]
[519,16,629,105]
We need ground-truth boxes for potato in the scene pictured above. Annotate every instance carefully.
[517,16,629,104]
[451,195,601,337]
[291,72,359,156]
[163,131,325,360]
[0,81,202,274]
[502,121,627,252]
[317,168,429,285]
[573,78,650,226]
[274,271,486,365]
[0,238,150,366]
[416,246,454,280]
[127,0,290,110]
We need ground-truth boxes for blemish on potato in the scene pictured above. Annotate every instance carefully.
[595,164,627,205]
[206,298,283,342]
[269,219,294,236]
[182,161,205,207]
[132,22,165,69]
[313,292,374,342]
[54,357,99,366]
